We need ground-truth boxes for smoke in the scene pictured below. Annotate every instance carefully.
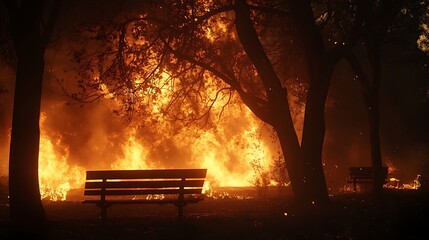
[1,0,428,194]
[323,48,429,190]
[0,40,282,189]
[1,42,427,192]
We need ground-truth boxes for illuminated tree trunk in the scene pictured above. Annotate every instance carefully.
[5,0,57,236]
[235,0,330,204]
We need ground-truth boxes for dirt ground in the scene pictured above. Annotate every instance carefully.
[1,189,428,240]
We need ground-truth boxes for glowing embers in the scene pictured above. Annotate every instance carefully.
[340,175,422,193]
[384,174,422,190]
[383,160,422,190]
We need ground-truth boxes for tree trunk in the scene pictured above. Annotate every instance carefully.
[7,0,47,236]
[271,91,306,202]
[288,0,331,205]
[234,0,310,202]
[366,39,384,196]
[366,95,384,195]
[346,41,384,198]
[301,67,331,205]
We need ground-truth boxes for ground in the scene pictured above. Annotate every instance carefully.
[0,188,428,239]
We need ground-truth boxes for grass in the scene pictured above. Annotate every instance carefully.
[1,188,428,239]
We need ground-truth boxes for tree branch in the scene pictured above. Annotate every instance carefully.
[160,38,274,125]
[41,0,61,51]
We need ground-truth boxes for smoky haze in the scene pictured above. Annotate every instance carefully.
[1,0,428,193]
[1,41,284,187]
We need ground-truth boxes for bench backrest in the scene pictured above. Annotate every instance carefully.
[349,167,388,179]
[84,169,207,198]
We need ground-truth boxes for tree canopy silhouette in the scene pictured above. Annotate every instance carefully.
[70,0,429,203]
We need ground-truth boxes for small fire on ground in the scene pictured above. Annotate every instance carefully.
[384,162,422,190]
[385,175,422,190]
[340,163,423,193]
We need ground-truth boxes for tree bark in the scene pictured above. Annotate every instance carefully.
[6,0,47,236]
[366,94,384,195]
[301,67,332,204]
[347,45,384,197]
[288,0,331,204]
[366,39,384,196]
[234,0,309,201]
[271,92,306,202]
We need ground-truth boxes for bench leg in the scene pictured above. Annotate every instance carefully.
[175,201,185,222]
[97,203,110,222]
[101,206,107,222]
[353,179,357,192]
[178,206,183,221]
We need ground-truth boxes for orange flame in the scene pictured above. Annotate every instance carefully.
[39,113,85,201]
[36,93,282,201]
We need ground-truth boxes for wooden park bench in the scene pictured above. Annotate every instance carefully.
[348,166,388,192]
[83,168,207,221]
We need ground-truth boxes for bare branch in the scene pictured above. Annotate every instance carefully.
[160,37,274,125]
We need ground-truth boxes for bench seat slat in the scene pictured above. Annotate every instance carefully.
[85,180,205,189]
[347,179,373,183]
[350,176,376,179]
[86,169,207,180]
[84,188,203,196]
[83,198,202,205]
[349,167,388,175]
[348,179,388,183]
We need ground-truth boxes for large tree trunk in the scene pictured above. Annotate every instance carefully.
[288,0,331,205]
[346,41,384,198]
[366,94,384,195]
[366,39,384,196]
[271,91,306,202]
[234,0,309,202]
[234,0,332,204]
[7,0,46,236]
[301,66,331,205]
